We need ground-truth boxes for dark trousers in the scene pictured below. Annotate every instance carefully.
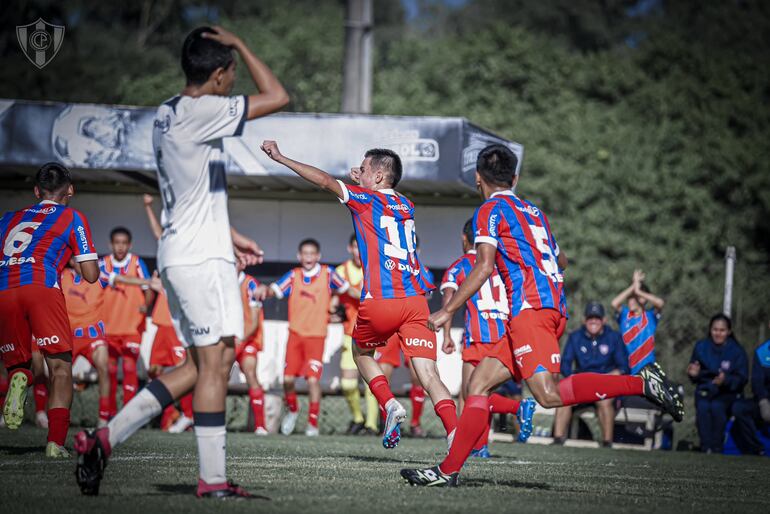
[695,394,734,453]
[730,399,765,455]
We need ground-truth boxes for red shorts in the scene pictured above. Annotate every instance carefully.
[375,334,404,368]
[235,337,262,366]
[488,308,566,380]
[461,341,499,366]
[0,285,73,367]
[352,296,437,361]
[149,325,186,368]
[107,334,142,358]
[284,331,325,379]
[73,336,106,364]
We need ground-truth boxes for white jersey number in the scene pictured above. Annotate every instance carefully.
[529,224,561,282]
[380,216,416,261]
[3,222,42,257]
[477,275,509,313]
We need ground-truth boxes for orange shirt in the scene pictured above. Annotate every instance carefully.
[152,289,173,327]
[336,259,363,336]
[61,268,105,334]
[272,265,346,338]
[100,253,149,336]
[239,272,264,345]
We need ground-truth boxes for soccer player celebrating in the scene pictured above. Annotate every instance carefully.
[260,141,458,449]
[401,144,684,486]
[99,227,153,412]
[261,238,354,436]
[0,162,100,457]
[235,266,267,435]
[440,218,536,458]
[75,25,288,498]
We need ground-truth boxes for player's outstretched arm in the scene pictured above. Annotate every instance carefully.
[143,194,162,241]
[428,244,495,331]
[261,140,344,199]
[203,26,289,119]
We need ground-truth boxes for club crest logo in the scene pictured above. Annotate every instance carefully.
[17,18,65,69]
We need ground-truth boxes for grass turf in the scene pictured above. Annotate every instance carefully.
[1,428,768,513]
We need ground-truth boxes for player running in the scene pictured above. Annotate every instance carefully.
[75,25,288,497]
[0,162,100,457]
[260,141,458,449]
[401,144,684,486]
[440,218,536,458]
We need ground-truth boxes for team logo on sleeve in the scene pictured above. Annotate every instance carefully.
[488,214,498,236]
[228,97,240,116]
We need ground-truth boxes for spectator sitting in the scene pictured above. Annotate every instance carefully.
[687,314,750,454]
[611,269,665,375]
[552,301,628,448]
[730,323,770,455]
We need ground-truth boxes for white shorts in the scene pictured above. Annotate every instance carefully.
[161,258,244,348]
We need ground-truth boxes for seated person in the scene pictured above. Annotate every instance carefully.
[730,325,770,455]
[552,301,628,447]
[687,314,750,454]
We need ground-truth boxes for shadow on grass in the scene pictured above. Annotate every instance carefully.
[347,455,433,465]
[153,483,271,500]
[461,478,551,490]
[0,445,44,455]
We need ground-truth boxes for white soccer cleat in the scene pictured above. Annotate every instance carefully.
[254,427,269,436]
[167,414,193,434]
[281,411,299,435]
[382,399,407,449]
[305,425,319,437]
[36,410,49,429]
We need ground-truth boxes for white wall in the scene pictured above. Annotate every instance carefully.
[1,190,476,268]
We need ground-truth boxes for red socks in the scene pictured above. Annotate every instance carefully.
[369,375,395,407]
[249,388,265,429]
[308,401,320,428]
[285,391,299,413]
[434,399,458,435]
[440,396,489,474]
[34,382,48,413]
[489,393,520,414]
[410,386,425,427]
[108,359,118,416]
[180,393,194,419]
[472,414,492,451]
[558,373,643,406]
[122,355,138,403]
[47,407,70,446]
[98,396,111,422]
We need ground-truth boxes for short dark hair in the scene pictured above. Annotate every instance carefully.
[181,27,235,86]
[35,162,71,195]
[298,238,320,251]
[365,149,403,188]
[476,144,518,188]
[462,218,474,244]
[110,226,132,242]
[348,233,357,246]
[709,313,732,332]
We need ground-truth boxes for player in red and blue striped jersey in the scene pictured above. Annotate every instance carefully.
[611,269,665,375]
[260,140,457,450]
[402,145,684,487]
[440,219,536,457]
[0,163,101,457]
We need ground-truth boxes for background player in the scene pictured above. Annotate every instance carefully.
[401,144,684,486]
[100,227,152,413]
[0,162,100,457]
[235,265,266,435]
[75,25,288,498]
[261,238,354,436]
[440,218,536,458]
[260,141,458,450]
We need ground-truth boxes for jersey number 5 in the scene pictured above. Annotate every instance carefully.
[529,224,561,281]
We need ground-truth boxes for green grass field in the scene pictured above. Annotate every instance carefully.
[1,427,768,513]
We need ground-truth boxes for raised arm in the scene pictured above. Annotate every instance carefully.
[634,271,665,311]
[143,194,162,240]
[611,271,639,312]
[202,26,289,119]
[261,140,344,199]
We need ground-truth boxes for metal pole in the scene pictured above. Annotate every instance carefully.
[341,0,373,114]
[723,246,736,317]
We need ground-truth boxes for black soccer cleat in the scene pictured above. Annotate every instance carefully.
[640,362,684,422]
[400,466,458,487]
[74,429,110,496]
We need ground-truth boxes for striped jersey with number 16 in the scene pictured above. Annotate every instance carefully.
[473,190,566,318]
[0,201,97,290]
[337,181,434,300]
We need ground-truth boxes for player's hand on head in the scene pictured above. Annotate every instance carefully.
[143,194,153,206]
[427,309,451,332]
[201,25,240,47]
[260,140,283,161]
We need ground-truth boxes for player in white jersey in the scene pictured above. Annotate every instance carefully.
[75,26,288,498]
